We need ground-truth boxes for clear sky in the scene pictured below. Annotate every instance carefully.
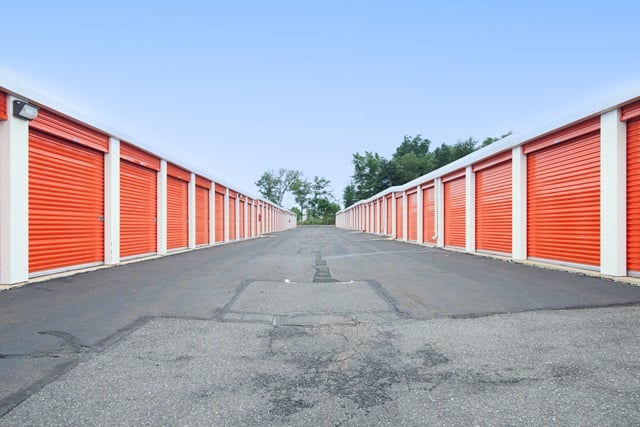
[3,1,640,208]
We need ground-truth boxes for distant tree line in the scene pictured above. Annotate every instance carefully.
[255,131,511,223]
[342,132,511,207]
[255,169,340,225]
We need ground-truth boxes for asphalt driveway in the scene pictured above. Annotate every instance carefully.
[1,226,639,425]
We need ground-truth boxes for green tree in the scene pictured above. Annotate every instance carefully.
[343,131,511,207]
[290,176,311,218]
[255,169,300,205]
[307,176,332,218]
[290,206,302,222]
[314,198,341,224]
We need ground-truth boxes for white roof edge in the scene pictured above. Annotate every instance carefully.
[0,68,293,214]
[337,85,640,215]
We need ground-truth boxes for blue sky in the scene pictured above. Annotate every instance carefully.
[3,1,640,208]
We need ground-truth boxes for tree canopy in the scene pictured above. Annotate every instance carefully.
[255,169,340,225]
[343,132,511,207]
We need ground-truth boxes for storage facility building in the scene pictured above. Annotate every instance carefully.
[336,92,640,279]
[0,78,296,286]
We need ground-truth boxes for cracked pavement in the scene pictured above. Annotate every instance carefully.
[1,226,640,425]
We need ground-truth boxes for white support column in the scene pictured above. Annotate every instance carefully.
[208,186,215,245]
[402,192,408,241]
[465,166,476,253]
[157,160,168,255]
[389,197,394,237]
[417,185,424,244]
[188,173,196,249]
[436,178,444,248]
[0,97,30,285]
[512,146,527,260]
[104,137,120,265]
[600,109,627,276]
[224,189,229,242]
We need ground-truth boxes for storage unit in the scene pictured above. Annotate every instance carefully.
[120,143,159,259]
[239,196,246,239]
[443,170,466,248]
[247,198,254,238]
[28,109,108,274]
[195,176,211,246]
[395,193,404,239]
[422,183,436,245]
[0,91,7,120]
[215,184,225,243]
[407,189,418,241]
[386,195,392,234]
[525,118,600,267]
[626,115,640,274]
[228,190,237,240]
[474,152,512,254]
[167,163,189,251]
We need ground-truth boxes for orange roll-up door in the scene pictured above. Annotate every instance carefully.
[395,194,404,239]
[228,191,237,240]
[525,126,600,267]
[215,185,225,243]
[0,91,7,120]
[120,143,159,259]
[627,117,640,273]
[386,195,392,234]
[120,161,158,258]
[195,178,211,246]
[444,171,466,248]
[422,184,436,245]
[167,164,189,251]
[474,153,512,254]
[29,130,105,273]
[239,198,246,239]
[407,191,418,241]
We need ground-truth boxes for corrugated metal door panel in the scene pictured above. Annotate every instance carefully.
[444,176,466,248]
[228,196,237,240]
[628,118,640,272]
[395,196,404,239]
[120,160,157,258]
[167,176,188,250]
[523,117,600,155]
[527,131,600,267]
[196,186,210,246]
[407,192,418,241]
[196,176,212,189]
[167,163,190,181]
[120,143,160,171]
[476,160,512,254]
[622,100,640,121]
[248,201,254,238]
[239,200,245,239]
[30,109,109,153]
[422,187,436,244]
[386,196,392,234]
[215,191,224,242]
[0,91,7,120]
[29,130,104,273]
[374,203,378,233]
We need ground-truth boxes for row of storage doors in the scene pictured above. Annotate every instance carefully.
[26,110,261,275]
[358,114,639,273]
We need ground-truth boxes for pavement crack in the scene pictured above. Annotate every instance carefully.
[38,331,89,353]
